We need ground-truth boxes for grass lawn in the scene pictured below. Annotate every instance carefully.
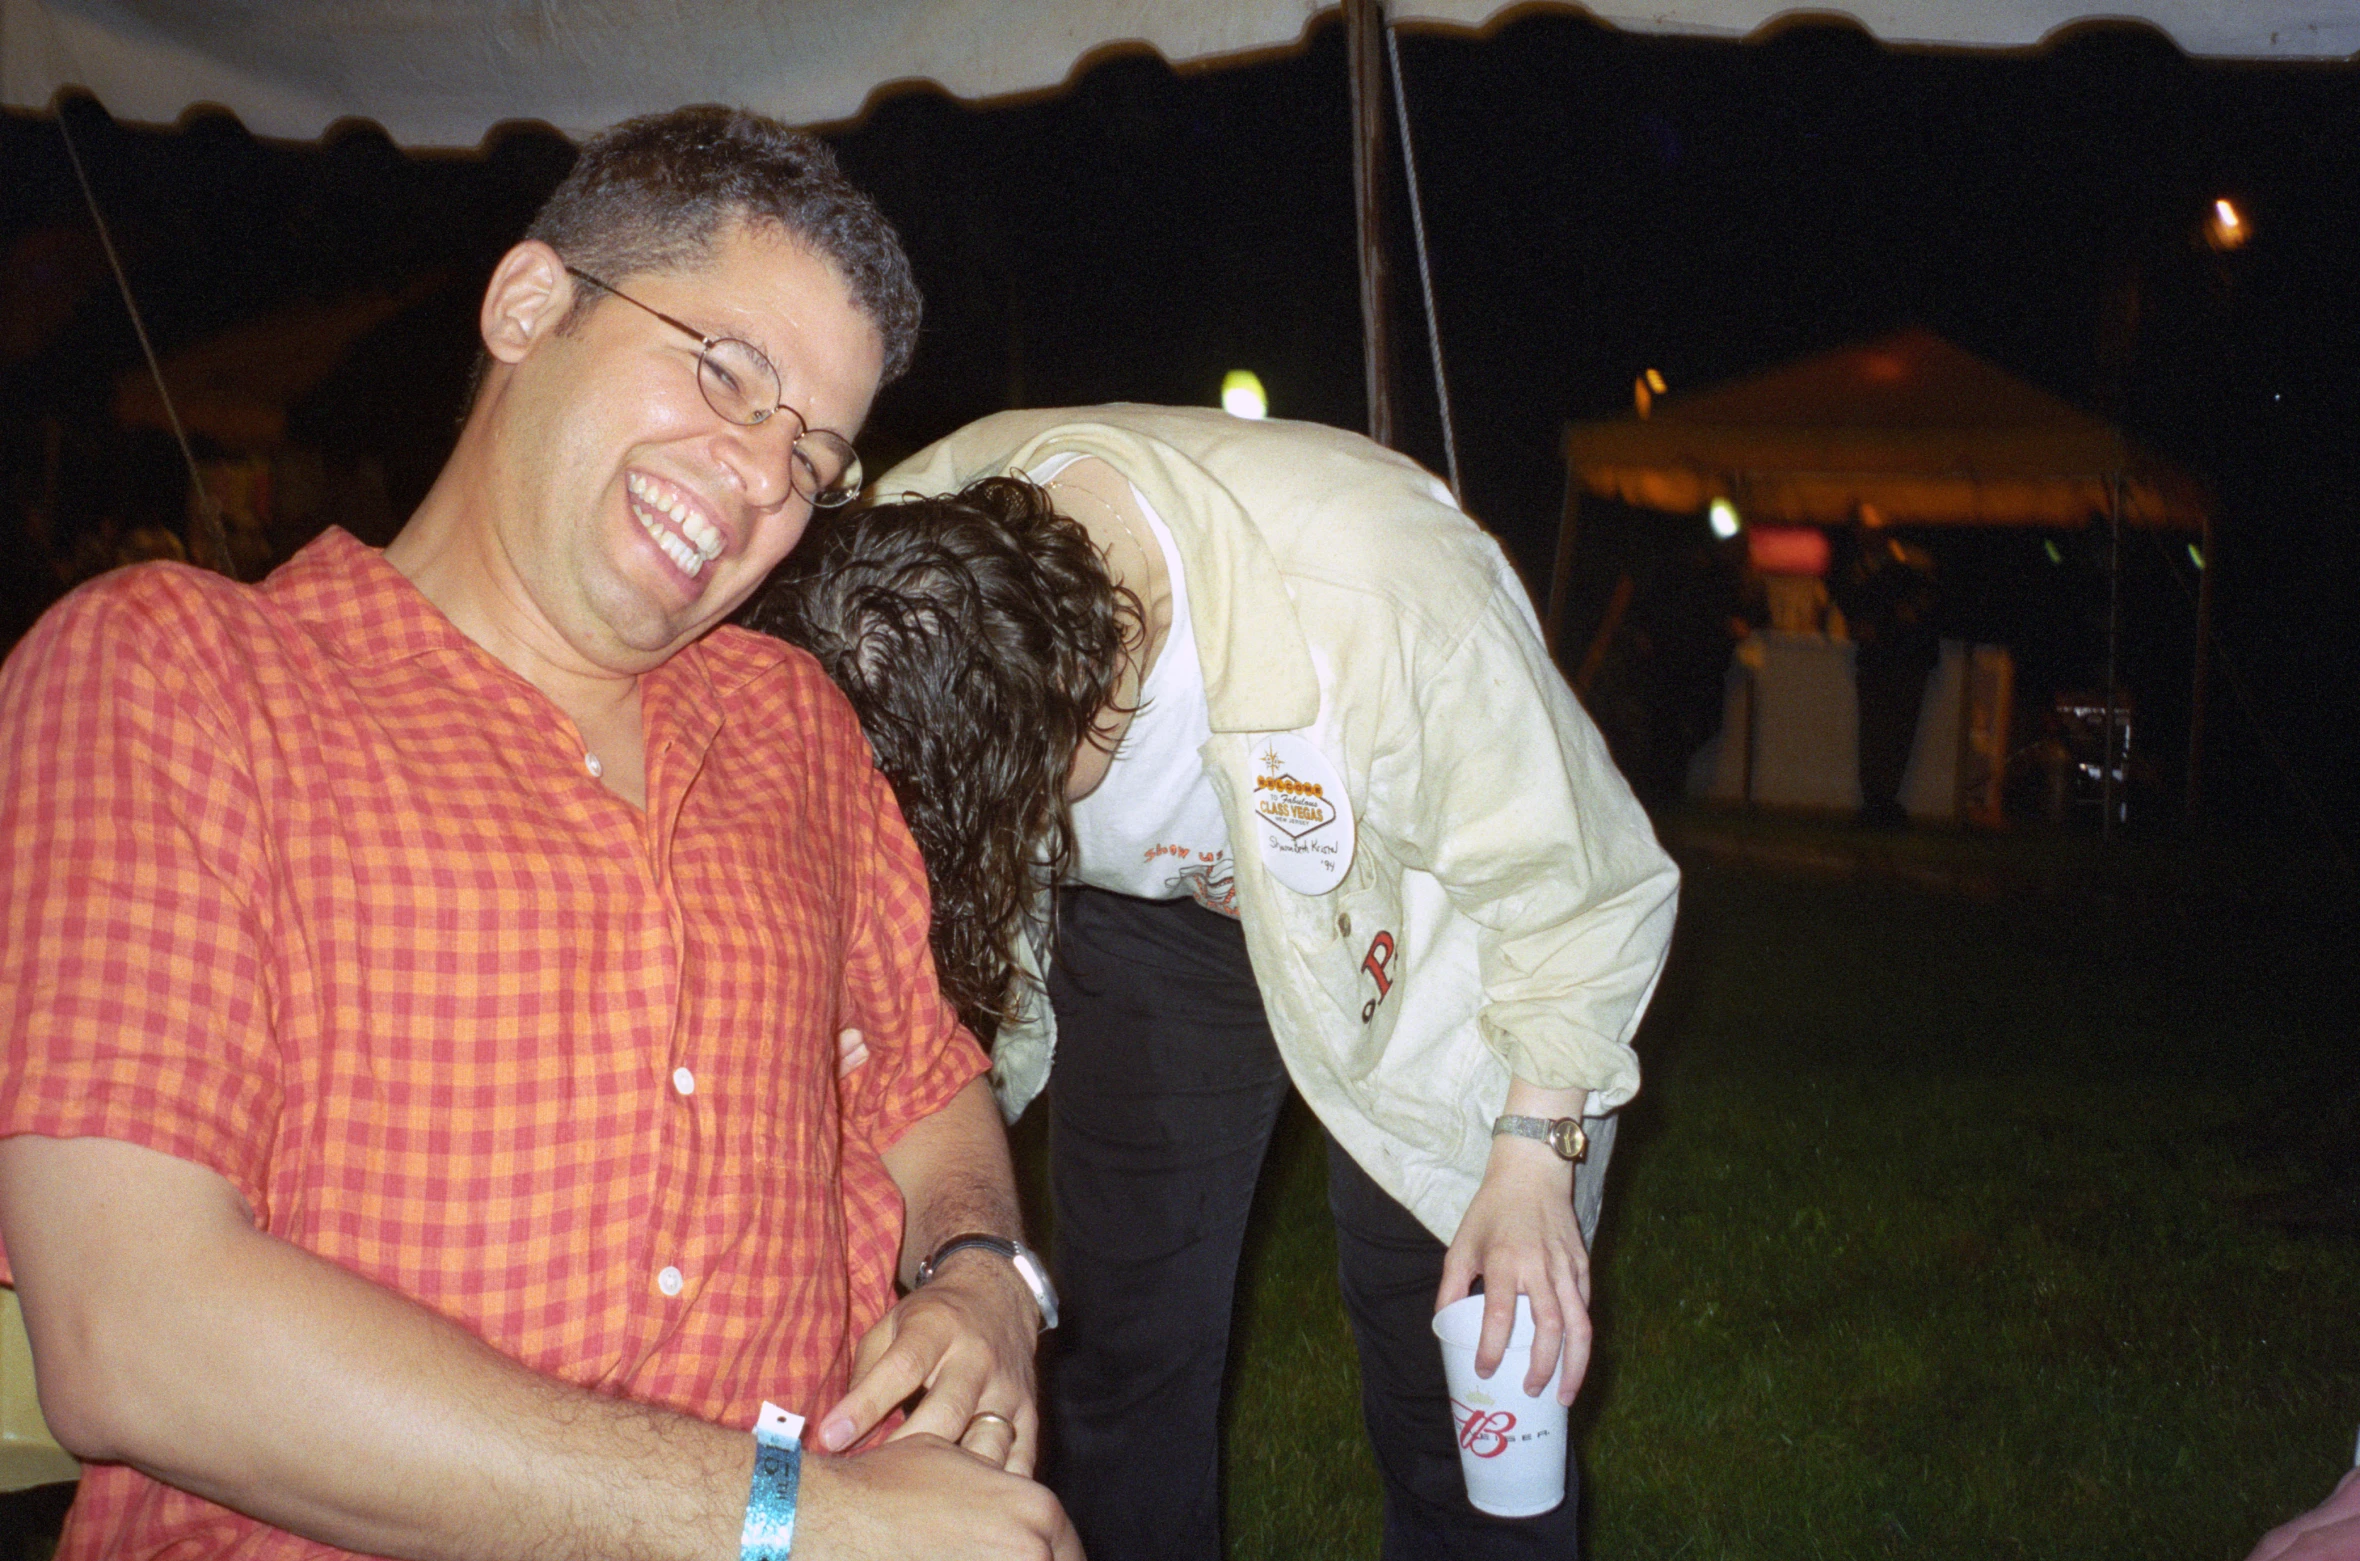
[1198,838,2360,1559]
[5,829,2351,1560]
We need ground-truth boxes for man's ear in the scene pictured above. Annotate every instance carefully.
[479,241,573,365]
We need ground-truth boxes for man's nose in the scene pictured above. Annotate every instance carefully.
[715,416,798,512]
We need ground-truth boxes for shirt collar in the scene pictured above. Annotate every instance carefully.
[263,526,471,667]
[266,526,793,700]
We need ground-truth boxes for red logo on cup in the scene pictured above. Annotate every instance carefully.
[1450,1398,1517,1459]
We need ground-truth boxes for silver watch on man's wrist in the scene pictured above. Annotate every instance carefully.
[1492,1114,1589,1163]
[915,1233,1059,1331]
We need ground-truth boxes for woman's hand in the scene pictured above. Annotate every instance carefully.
[1435,1082,1593,1405]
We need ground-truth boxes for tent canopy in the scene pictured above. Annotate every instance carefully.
[1563,329,2209,530]
[4,1,2355,148]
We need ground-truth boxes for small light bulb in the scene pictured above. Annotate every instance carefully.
[1708,498,1741,540]
[1221,370,1268,420]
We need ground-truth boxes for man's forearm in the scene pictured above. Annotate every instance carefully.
[0,1135,749,1561]
[819,1075,1043,1464]
[878,1075,1026,1286]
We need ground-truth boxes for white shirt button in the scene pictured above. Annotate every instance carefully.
[657,1265,684,1297]
[584,752,604,778]
[672,1067,696,1097]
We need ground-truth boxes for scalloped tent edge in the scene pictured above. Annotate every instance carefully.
[4,0,2356,148]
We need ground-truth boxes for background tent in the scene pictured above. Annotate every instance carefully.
[1561,327,2207,535]
[1558,328,2214,821]
[4,2,2355,147]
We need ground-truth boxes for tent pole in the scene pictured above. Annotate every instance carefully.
[1384,22,1461,501]
[56,106,231,579]
[1742,667,1758,808]
[2102,474,2123,841]
[1344,0,1395,449]
[2185,510,2214,823]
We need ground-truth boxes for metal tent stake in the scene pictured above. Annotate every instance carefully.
[2186,510,2215,821]
[2101,473,2123,841]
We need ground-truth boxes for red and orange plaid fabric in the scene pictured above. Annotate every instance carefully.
[0,528,986,1560]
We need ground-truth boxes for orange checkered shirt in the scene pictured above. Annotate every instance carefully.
[0,529,988,1560]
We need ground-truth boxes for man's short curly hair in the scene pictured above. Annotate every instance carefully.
[749,478,1140,1041]
[526,105,920,382]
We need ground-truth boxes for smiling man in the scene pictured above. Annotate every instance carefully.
[0,108,1075,1561]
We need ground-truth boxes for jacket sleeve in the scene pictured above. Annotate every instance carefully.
[1365,558,1679,1112]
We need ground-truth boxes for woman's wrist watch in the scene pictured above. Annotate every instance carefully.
[915,1233,1060,1331]
[1492,1114,1589,1163]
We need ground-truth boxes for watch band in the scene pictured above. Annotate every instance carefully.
[1492,1113,1589,1163]
[916,1233,1060,1331]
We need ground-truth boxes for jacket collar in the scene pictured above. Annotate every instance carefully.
[998,421,1321,734]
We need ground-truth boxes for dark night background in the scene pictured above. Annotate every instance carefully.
[3,13,2355,845]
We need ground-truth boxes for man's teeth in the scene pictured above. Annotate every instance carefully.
[626,473,725,575]
[670,503,721,560]
[651,524,703,578]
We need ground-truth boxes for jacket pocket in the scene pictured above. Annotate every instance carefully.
[1301,883,1407,1081]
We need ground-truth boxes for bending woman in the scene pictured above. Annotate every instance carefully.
[755,406,1678,1561]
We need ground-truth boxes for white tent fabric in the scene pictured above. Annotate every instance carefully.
[5,0,2354,148]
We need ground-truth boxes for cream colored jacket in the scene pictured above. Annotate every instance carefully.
[879,407,1679,1241]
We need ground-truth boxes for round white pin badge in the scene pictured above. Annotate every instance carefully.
[1247,733,1356,895]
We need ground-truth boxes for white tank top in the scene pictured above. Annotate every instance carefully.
[1040,462,1237,917]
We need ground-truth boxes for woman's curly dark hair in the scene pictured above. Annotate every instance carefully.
[748,477,1141,1042]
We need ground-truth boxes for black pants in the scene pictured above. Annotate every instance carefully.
[1044,888,1580,1560]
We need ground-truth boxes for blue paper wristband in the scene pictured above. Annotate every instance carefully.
[741,1416,802,1561]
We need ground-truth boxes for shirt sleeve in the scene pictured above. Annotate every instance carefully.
[0,572,285,1272]
[1369,559,1681,1111]
[833,747,990,1153]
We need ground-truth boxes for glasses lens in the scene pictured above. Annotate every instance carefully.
[796,432,862,508]
[697,338,781,427]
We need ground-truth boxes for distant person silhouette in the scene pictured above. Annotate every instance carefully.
[1838,525,1939,825]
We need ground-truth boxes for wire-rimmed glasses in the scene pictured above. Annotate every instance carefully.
[564,265,862,507]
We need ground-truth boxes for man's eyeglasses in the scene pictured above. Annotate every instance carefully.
[564,265,862,508]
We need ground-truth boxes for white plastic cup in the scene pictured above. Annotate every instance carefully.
[1430,1292,1569,1518]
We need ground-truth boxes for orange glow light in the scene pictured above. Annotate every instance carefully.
[2207,198,2249,251]
[1748,525,1830,577]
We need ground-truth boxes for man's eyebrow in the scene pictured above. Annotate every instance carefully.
[709,311,786,384]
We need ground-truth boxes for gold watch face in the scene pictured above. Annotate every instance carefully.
[1547,1118,1589,1162]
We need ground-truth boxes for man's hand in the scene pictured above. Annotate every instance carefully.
[836,1027,870,1079]
[1435,1082,1595,1405]
[797,1435,1080,1559]
[814,1249,1040,1472]
[823,1076,1041,1469]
